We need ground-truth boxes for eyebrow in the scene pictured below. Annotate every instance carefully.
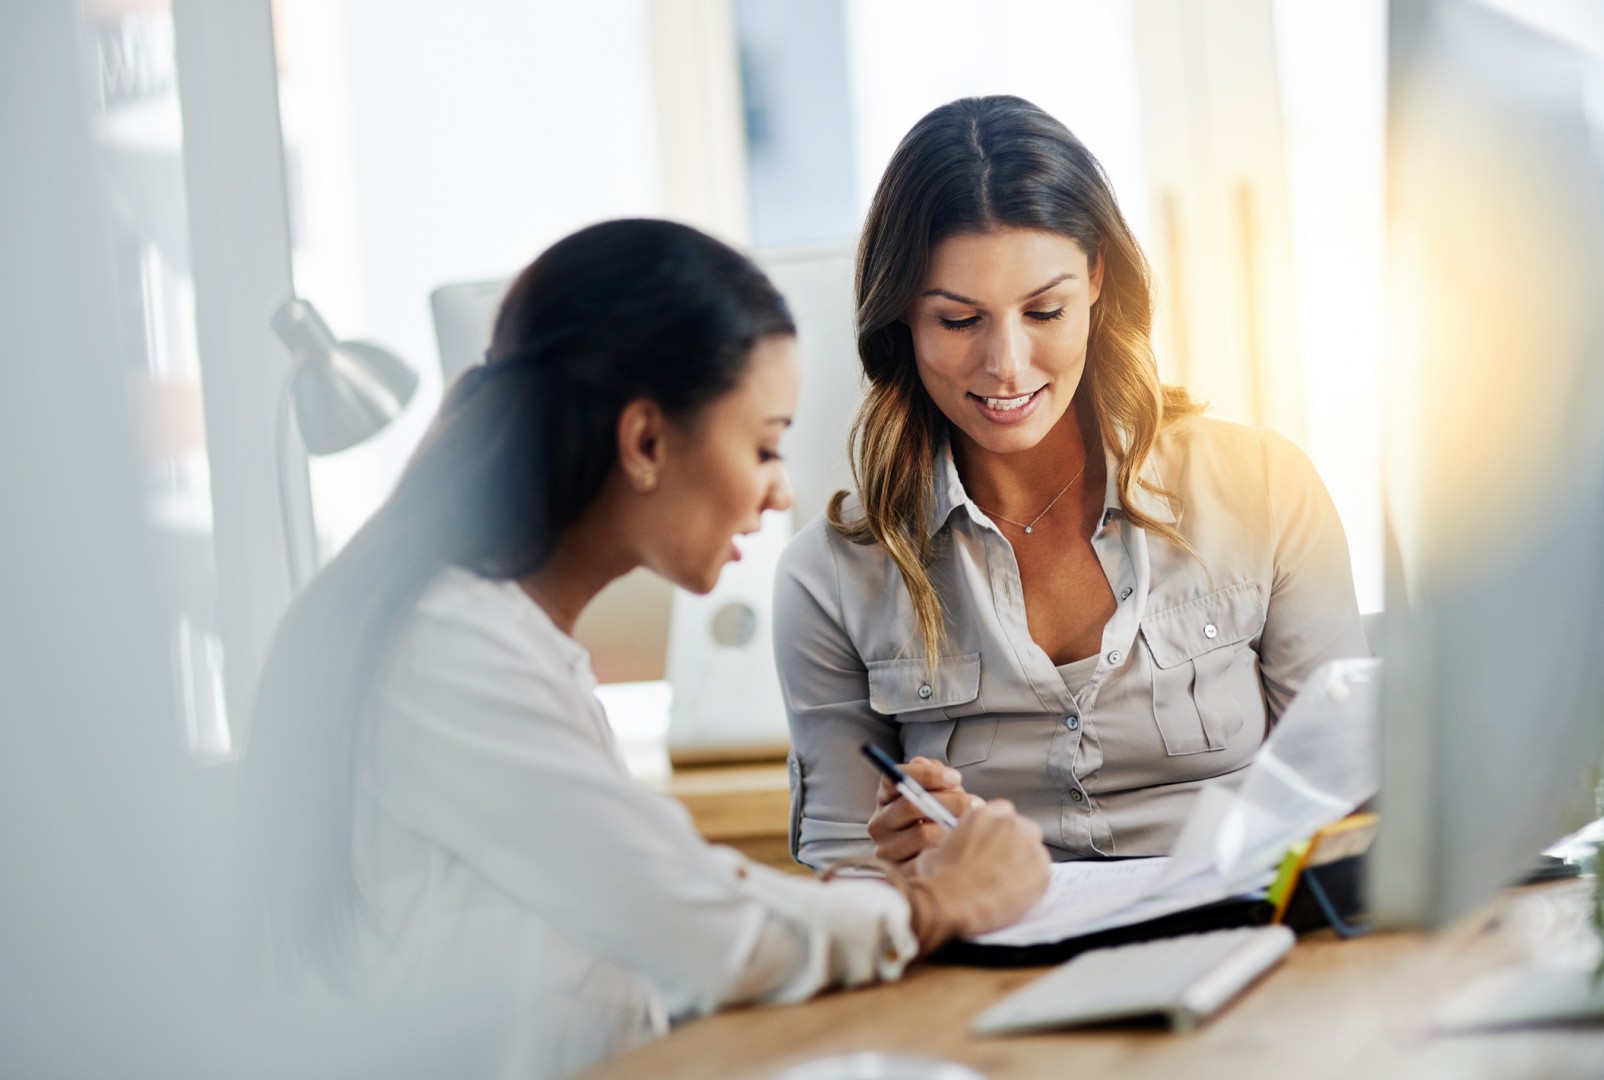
[919,272,1078,307]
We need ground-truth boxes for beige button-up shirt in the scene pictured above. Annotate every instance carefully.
[774,416,1367,869]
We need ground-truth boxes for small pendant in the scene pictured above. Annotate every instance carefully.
[1024,526,1033,534]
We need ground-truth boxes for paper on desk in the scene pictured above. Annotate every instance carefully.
[967,658,1382,948]
[970,858,1173,947]
[1163,657,1383,896]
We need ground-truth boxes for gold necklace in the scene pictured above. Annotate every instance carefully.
[974,460,1088,535]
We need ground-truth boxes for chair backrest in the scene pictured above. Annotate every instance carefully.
[429,278,509,386]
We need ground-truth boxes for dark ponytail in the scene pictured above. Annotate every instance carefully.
[239,219,793,977]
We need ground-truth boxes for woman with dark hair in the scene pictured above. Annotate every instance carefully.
[775,96,1366,872]
[240,219,1048,1079]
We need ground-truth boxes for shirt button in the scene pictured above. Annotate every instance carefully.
[1119,586,1133,601]
[1106,650,1122,665]
[1204,623,1218,639]
[1070,789,1084,802]
[917,682,933,700]
[1066,715,1080,731]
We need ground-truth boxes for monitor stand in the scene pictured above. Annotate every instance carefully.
[1434,820,1603,1034]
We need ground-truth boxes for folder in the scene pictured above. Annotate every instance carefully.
[1268,812,1377,938]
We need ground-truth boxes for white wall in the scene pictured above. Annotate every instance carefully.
[845,0,1151,247]
[1272,0,1387,612]
[276,0,665,552]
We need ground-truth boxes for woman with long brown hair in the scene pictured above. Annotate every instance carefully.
[775,96,1366,871]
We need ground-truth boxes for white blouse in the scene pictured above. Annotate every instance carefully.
[330,567,915,1079]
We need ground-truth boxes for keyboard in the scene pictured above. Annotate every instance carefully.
[970,925,1295,1035]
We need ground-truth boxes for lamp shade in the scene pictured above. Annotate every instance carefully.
[271,298,418,454]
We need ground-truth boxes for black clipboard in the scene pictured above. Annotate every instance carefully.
[930,894,1273,968]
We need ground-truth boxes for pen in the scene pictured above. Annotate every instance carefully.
[860,743,961,830]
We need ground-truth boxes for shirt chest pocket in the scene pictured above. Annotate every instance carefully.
[865,652,993,767]
[1138,582,1265,756]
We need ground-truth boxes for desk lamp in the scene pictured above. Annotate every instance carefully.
[270,298,417,587]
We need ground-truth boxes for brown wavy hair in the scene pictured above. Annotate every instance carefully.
[829,95,1200,663]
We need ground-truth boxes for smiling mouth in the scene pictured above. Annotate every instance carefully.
[971,388,1042,411]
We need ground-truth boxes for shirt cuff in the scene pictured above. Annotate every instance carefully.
[720,850,918,1004]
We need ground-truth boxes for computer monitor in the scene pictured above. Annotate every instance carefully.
[427,245,863,761]
[1369,0,1604,928]
[753,243,861,528]
[430,275,676,685]
[428,248,861,530]
[666,243,862,761]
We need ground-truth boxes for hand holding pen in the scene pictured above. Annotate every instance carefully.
[861,744,982,867]
[859,743,1050,947]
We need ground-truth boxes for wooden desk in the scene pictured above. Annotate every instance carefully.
[646,761,800,873]
[576,881,1603,1080]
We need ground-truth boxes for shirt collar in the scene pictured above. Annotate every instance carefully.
[1100,426,1178,527]
[929,432,966,538]
[501,573,593,673]
[928,423,1176,539]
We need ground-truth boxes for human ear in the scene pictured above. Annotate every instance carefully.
[1088,241,1106,306]
[616,398,666,493]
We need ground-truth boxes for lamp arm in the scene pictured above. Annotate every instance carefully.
[276,371,307,592]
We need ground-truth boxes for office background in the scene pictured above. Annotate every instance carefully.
[9,1,1601,1076]
[78,0,1393,765]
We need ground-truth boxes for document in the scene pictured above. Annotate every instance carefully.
[970,858,1174,947]
[968,852,1276,948]
[967,658,1382,948]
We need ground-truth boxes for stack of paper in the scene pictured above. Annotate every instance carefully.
[970,658,1382,948]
